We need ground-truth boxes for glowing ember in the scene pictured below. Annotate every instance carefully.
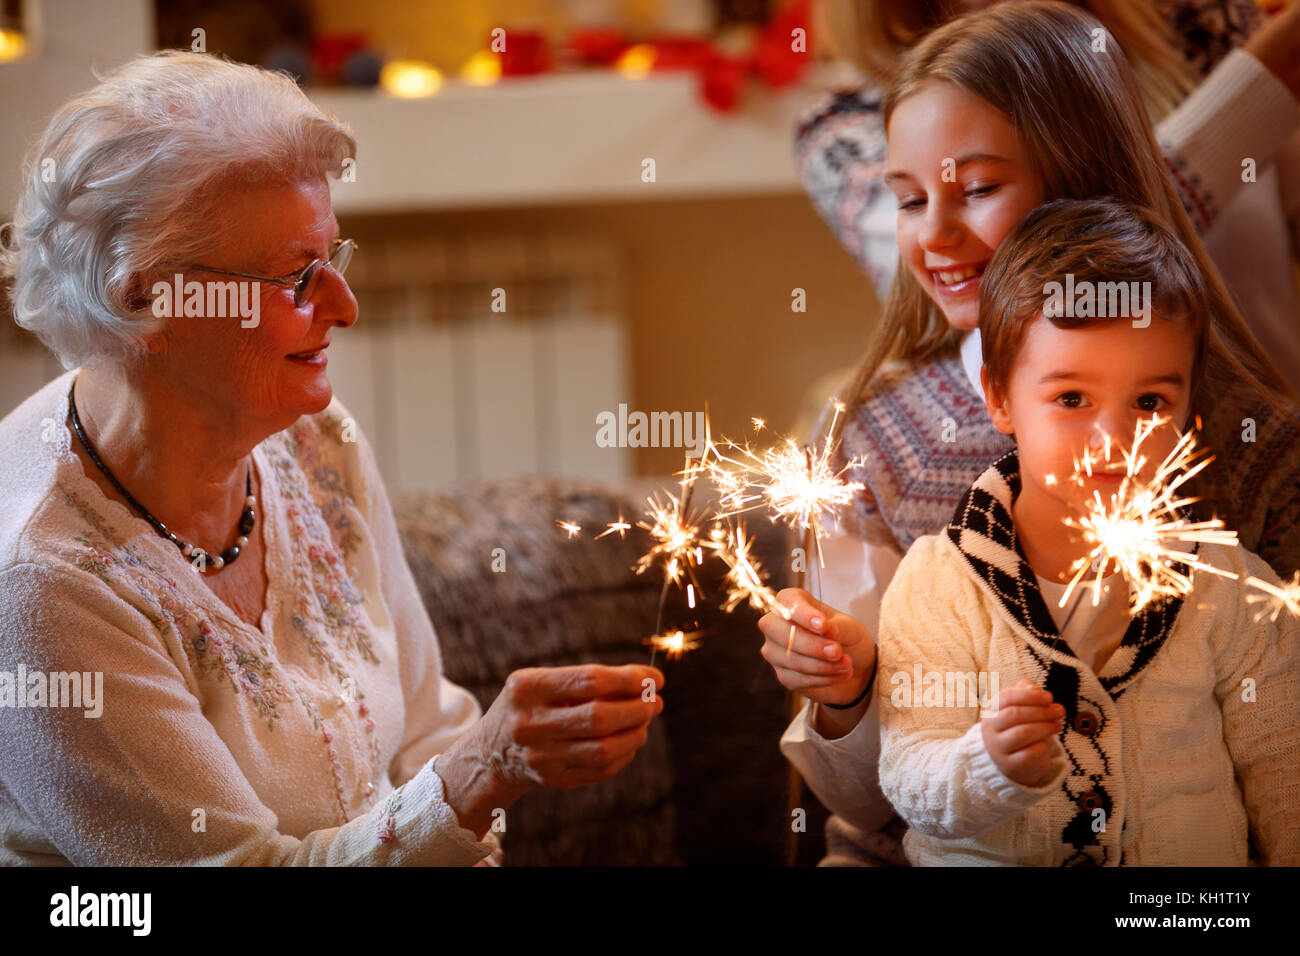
[643,629,702,660]
[595,515,632,540]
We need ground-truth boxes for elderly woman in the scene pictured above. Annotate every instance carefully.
[0,51,663,866]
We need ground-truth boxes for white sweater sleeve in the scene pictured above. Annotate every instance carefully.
[0,561,492,866]
[1209,549,1300,866]
[778,523,902,833]
[875,538,1065,840]
[1157,48,1300,234]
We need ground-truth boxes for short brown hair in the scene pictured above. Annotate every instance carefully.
[979,198,1209,400]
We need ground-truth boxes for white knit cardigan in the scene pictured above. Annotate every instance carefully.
[875,451,1300,866]
[0,370,497,865]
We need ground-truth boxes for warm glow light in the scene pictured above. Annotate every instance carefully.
[643,630,701,660]
[555,519,582,539]
[460,50,501,85]
[381,60,443,98]
[616,44,657,79]
[0,29,27,63]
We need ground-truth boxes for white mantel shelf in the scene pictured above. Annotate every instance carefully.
[312,67,839,214]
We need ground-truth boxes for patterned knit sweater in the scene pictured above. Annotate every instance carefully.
[877,449,1300,866]
[0,370,496,865]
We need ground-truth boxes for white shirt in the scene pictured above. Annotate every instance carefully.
[1035,573,1130,676]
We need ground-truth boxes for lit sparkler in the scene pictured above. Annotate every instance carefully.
[556,519,582,539]
[643,629,703,660]
[706,400,865,573]
[1059,415,1241,616]
[635,457,714,665]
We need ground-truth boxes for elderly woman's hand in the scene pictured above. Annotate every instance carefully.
[434,664,664,839]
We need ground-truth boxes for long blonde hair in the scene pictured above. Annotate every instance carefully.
[819,0,1196,121]
[833,1,1294,453]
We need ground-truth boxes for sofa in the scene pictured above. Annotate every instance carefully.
[393,474,832,866]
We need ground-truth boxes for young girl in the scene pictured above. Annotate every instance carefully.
[764,1,1300,865]
[803,0,1300,380]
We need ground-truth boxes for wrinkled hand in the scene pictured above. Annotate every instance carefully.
[758,588,876,707]
[475,664,664,793]
[980,680,1065,788]
[436,664,665,842]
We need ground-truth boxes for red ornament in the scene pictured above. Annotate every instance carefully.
[312,33,368,84]
[499,29,551,76]
[647,35,714,71]
[569,27,630,66]
[753,0,811,89]
[700,50,748,112]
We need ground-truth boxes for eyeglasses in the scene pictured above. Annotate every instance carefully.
[187,238,357,308]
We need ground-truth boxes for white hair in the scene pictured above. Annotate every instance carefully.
[0,51,356,369]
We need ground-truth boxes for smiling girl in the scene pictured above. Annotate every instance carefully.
[765,0,1300,866]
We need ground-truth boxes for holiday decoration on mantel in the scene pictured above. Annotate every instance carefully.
[378,0,812,111]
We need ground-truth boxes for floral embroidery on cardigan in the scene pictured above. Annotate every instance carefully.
[266,437,380,668]
[377,785,403,844]
[60,488,289,726]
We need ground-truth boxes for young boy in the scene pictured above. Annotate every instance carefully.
[875,198,1300,866]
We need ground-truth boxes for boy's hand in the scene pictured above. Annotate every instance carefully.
[758,588,876,707]
[981,680,1066,788]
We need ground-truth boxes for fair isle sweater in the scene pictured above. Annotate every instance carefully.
[877,449,1300,866]
[0,370,497,865]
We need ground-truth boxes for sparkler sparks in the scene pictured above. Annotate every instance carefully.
[706,400,865,572]
[594,515,632,540]
[705,524,792,619]
[643,630,702,660]
[1245,572,1300,623]
[1059,415,1241,615]
[635,487,706,591]
[556,519,582,539]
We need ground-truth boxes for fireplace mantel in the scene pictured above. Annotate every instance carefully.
[313,67,843,215]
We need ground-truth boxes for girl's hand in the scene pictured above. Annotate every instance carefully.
[758,588,876,707]
[980,680,1066,788]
